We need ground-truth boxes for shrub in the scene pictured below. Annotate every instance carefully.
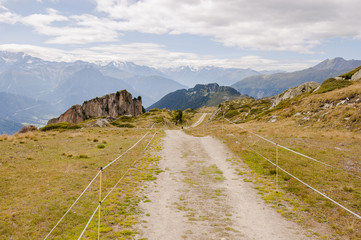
[316,78,352,94]
[97,144,105,149]
[172,109,183,124]
[184,108,196,113]
[110,122,135,128]
[225,110,240,118]
[118,116,134,122]
[40,122,81,131]
[153,116,164,123]
[18,125,37,133]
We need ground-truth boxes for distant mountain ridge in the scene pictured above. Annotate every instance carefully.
[0,92,57,124]
[0,50,270,110]
[147,83,244,110]
[0,118,23,135]
[1,51,361,132]
[0,92,58,134]
[98,63,187,105]
[232,58,361,99]
[160,66,261,87]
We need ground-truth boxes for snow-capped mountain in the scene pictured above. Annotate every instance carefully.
[160,65,261,87]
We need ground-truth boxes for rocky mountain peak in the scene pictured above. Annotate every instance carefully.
[48,90,143,125]
[313,57,361,71]
[193,83,220,92]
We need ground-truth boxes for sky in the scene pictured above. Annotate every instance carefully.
[0,0,360,71]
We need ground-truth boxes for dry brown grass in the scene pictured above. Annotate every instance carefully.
[0,125,162,239]
[186,116,361,239]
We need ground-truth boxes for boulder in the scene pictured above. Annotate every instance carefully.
[271,82,320,108]
[351,69,361,81]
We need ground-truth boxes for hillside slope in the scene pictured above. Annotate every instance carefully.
[0,92,57,130]
[221,65,361,131]
[232,58,361,99]
[0,118,23,134]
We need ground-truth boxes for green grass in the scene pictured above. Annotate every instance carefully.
[187,119,361,239]
[315,78,352,94]
[110,122,135,128]
[0,126,163,239]
[40,122,81,131]
[224,110,240,118]
[339,65,361,80]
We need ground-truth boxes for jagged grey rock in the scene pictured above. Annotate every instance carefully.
[351,69,361,81]
[271,82,320,108]
[48,90,142,124]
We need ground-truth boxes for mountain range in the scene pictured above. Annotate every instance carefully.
[1,50,361,134]
[160,66,262,87]
[0,50,266,111]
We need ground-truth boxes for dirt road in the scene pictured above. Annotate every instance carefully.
[136,130,308,239]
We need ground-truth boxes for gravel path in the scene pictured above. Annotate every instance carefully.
[136,130,309,240]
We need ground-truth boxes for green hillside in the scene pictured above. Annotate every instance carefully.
[147,83,244,111]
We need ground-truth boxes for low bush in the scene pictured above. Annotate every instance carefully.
[110,122,135,128]
[97,144,105,149]
[225,110,240,118]
[172,109,183,124]
[18,125,37,133]
[153,116,164,123]
[117,116,134,122]
[40,122,81,131]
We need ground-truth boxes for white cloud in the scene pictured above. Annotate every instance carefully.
[95,0,361,53]
[21,10,120,44]
[0,44,76,62]
[0,2,21,24]
[0,10,21,24]
[23,8,67,26]
[0,43,317,71]
[2,0,361,51]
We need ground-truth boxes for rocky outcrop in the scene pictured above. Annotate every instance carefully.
[271,82,320,108]
[351,69,361,81]
[48,90,143,124]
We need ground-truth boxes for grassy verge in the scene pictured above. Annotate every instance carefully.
[0,127,163,239]
[186,118,361,239]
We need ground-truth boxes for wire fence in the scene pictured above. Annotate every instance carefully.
[44,125,159,239]
[222,117,361,220]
